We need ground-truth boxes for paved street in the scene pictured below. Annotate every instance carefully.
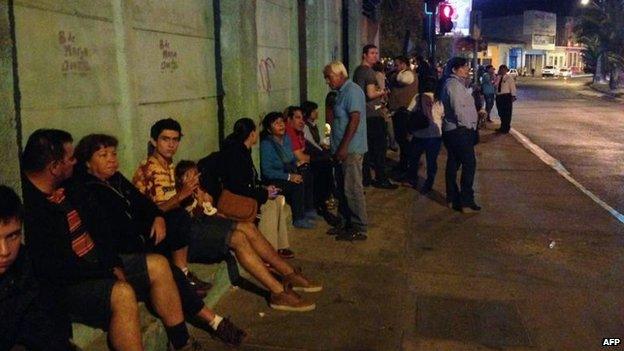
[195,80,624,350]
[511,77,624,216]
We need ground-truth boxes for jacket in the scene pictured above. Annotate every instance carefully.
[0,249,72,350]
[260,135,297,181]
[388,69,419,111]
[221,141,269,206]
[74,172,164,254]
[22,176,118,285]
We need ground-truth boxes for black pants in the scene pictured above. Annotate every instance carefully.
[301,167,315,212]
[443,127,477,207]
[363,116,388,183]
[311,157,334,212]
[392,109,411,171]
[496,94,513,132]
[269,179,305,221]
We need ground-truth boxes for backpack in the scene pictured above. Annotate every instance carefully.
[407,94,430,131]
[197,151,224,201]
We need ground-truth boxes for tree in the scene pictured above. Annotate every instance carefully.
[379,0,425,57]
[575,0,624,89]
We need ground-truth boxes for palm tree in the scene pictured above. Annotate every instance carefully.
[575,0,624,89]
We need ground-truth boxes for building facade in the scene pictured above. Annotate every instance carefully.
[0,0,379,190]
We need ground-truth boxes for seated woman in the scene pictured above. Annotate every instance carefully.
[300,101,341,227]
[73,134,247,346]
[175,160,321,312]
[259,112,315,229]
[220,117,295,259]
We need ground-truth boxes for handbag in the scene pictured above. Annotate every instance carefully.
[216,189,258,222]
[407,94,430,131]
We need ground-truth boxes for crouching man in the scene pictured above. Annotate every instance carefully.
[21,129,207,350]
[0,185,74,351]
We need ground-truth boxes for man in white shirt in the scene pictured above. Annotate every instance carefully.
[495,65,517,133]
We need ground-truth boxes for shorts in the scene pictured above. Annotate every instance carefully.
[187,215,236,264]
[65,254,150,329]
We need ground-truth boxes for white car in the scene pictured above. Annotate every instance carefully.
[542,66,558,77]
[558,68,572,78]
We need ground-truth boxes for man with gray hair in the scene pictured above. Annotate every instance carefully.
[323,61,368,241]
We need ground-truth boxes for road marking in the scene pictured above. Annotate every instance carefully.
[510,129,624,225]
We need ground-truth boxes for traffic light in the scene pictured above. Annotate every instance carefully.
[438,2,454,34]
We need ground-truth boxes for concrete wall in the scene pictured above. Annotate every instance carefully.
[3,0,369,181]
[0,1,21,190]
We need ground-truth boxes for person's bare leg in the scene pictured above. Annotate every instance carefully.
[195,306,216,322]
[236,222,294,276]
[171,246,189,271]
[145,254,185,327]
[229,229,284,294]
[109,281,144,351]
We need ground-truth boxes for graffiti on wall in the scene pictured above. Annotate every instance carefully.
[331,45,339,61]
[58,31,91,75]
[258,57,275,93]
[160,39,179,72]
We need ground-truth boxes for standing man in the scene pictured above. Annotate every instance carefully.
[353,44,397,189]
[480,65,497,122]
[440,57,481,213]
[495,65,517,134]
[323,61,369,241]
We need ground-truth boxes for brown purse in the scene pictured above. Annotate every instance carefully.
[216,189,258,222]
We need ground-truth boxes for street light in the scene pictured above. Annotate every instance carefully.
[580,0,590,6]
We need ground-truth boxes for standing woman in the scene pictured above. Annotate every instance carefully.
[439,57,481,213]
[405,76,444,193]
[480,65,497,122]
[259,112,315,229]
[220,117,295,259]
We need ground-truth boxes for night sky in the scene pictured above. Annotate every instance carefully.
[474,0,581,18]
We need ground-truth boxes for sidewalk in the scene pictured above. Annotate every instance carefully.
[195,128,624,350]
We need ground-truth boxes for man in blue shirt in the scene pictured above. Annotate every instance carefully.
[323,61,368,241]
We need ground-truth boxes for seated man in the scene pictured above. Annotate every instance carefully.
[134,118,321,312]
[0,185,74,351]
[21,129,206,350]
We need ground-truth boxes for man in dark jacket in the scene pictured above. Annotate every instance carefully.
[21,129,206,350]
[0,185,73,351]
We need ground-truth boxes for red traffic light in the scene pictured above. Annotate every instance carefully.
[439,3,454,19]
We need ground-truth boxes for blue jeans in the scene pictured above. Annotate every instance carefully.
[443,127,477,207]
[334,153,368,233]
[406,137,442,187]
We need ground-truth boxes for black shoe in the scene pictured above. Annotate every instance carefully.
[211,318,247,347]
[186,270,212,292]
[321,211,342,227]
[335,232,368,241]
[326,226,350,236]
[461,204,482,213]
[372,180,398,189]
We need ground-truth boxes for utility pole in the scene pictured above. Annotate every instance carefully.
[424,0,441,63]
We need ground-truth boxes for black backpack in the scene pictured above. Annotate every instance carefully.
[197,151,224,201]
[406,94,430,131]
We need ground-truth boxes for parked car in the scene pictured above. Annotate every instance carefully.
[542,66,558,77]
[508,68,519,78]
[558,68,572,78]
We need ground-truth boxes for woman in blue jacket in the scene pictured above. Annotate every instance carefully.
[260,112,315,229]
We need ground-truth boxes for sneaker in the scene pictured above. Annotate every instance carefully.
[186,270,212,292]
[269,287,316,312]
[326,226,345,236]
[320,211,342,227]
[293,218,315,229]
[212,318,247,347]
[372,180,399,190]
[277,248,295,259]
[169,337,206,350]
[335,231,368,241]
[461,204,482,213]
[284,267,323,292]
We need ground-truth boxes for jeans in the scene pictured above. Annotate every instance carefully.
[334,153,368,233]
[406,137,442,187]
[484,94,495,118]
[443,128,477,207]
[363,116,388,183]
[269,179,305,221]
